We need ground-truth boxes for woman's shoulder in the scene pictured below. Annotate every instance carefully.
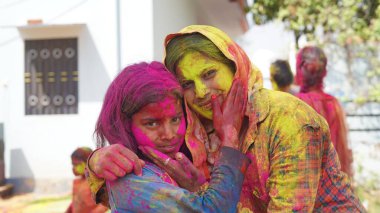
[259,89,328,130]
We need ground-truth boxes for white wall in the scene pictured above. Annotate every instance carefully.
[152,0,197,61]
[0,0,119,182]
[120,0,154,67]
[236,21,295,89]
[0,0,200,193]
[0,0,161,182]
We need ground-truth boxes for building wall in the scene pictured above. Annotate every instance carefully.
[0,0,198,194]
[0,0,120,194]
[152,0,197,61]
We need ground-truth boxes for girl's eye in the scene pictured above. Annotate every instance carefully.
[145,122,159,127]
[181,81,193,89]
[203,70,216,79]
[171,116,181,123]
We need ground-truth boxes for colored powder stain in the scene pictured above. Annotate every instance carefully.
[73,162,85,176]
[214,64,234,94]
[177,51,234,119]
[177,115,186,136]
[131,124,155,147]
[157,97,178,114]
[227,44,237,57]
[131,97,185,156]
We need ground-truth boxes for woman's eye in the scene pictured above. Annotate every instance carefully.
[181,81,193,89]
[203,70,216,79]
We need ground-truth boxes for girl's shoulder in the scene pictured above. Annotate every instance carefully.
[118,162,178,186]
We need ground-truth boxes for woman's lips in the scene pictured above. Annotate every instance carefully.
[198,100,212,110]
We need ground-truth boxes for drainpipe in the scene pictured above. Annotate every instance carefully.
[116,0,121,72]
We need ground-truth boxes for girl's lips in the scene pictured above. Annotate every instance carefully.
[157,143,179,153]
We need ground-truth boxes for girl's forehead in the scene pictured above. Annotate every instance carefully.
[139,97,182,115]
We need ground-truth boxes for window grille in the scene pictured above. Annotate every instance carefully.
[24,38,78,115]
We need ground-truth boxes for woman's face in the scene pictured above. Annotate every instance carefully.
[131,96,186,158]
[176,51,234,120]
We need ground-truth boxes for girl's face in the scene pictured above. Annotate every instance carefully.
[72,158,86,176]
[269,65,280,91]
[176,51,234,120]
[131,96,186,158]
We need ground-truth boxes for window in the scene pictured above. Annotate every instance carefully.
[25,38,78,115]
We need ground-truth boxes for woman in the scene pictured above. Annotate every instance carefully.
[88,26,364,212]
[94,61,250,212]
[295,46,353,178]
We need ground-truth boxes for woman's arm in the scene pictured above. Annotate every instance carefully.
[107,146,250,213]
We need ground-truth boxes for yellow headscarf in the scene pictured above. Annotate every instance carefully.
[164,25,267,177]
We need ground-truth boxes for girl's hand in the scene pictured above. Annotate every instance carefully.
[140,146,206,192]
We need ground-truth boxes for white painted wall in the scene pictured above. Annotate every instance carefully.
[0,0,200,193]
[236,21,295,89]
[0,0,119,182]
[120,0,154,66]
[152,0,197,61]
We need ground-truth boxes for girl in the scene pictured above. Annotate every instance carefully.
[94,61,249,212]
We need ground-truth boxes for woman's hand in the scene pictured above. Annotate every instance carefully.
[211,79,246,150]
[88,144,145,180]
[140,146,207,192]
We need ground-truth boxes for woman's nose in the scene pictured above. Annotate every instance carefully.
[194,80,208,98]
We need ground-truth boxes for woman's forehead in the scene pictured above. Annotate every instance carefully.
[176,52,215,73]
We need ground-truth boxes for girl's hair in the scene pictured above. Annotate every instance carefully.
[270,60,294,88]
[165,33,235,75]
[71,147,93,162]
[296,46,327,92]
[95,61,182,152]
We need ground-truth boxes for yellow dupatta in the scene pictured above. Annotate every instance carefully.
[164,25,268,177]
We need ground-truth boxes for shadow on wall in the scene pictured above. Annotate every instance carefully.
[7,148,35,194]
[80,26,111,102]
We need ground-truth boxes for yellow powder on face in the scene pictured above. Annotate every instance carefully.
[177,51,234,120]
[74,162,86,176]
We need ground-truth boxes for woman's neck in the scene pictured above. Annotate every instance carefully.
[199,117,214,133]
[302,85,322,93]
[200,115,250,143]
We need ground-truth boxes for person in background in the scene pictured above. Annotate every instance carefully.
[66,147,108,213]
[270,59,299,94]
[295,46,353,178]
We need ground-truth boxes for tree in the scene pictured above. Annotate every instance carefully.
[247,0,380,102]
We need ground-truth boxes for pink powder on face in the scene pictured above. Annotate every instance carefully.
[154,98,186,147]
[177,116,186,137]
[131,124,155,147]
[131,97,185,156]
[156,97,177,114]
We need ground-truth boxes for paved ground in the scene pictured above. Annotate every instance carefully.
[0,193,71,213]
